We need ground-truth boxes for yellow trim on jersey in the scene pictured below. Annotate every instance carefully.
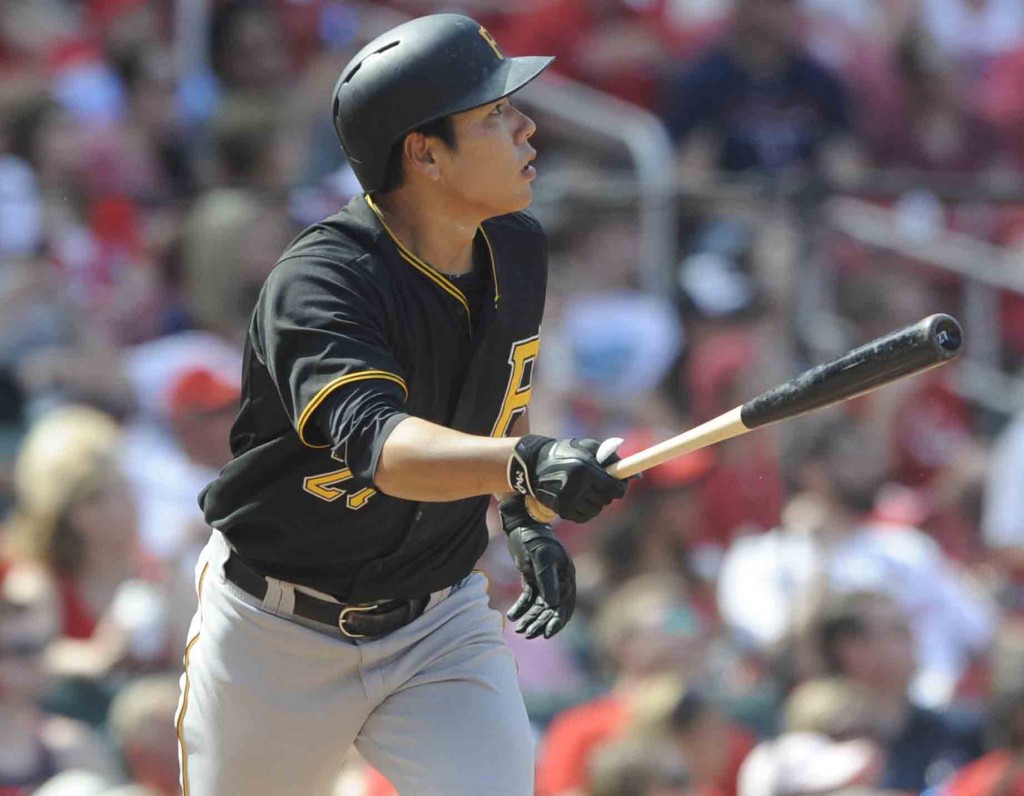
[365,193,499,315]
[480,228,500,306]
[177,562,209,796]
[365,194,470,313]
[296,370,409,449]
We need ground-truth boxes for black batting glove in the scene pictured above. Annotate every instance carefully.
[499,495,576,639]
[507,435,628,523]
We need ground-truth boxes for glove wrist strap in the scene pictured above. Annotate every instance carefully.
[507,434,551,496]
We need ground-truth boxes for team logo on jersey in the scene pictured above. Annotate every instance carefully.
[491,334,539,437]
[478,26,504,61]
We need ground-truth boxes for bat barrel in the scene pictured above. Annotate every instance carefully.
[739,313,963,431]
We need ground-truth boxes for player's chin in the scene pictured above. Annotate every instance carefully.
[507,183,534,212]
[480,183,533,218]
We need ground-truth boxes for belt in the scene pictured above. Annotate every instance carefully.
[223,554,429,640]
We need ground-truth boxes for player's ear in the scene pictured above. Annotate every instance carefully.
[403,132,441,182]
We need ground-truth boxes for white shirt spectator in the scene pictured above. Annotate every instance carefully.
[982,413,1024,551]
[120,420,217,563]
[119,332,241,562]
[921,0,1024,63]
[719,520,996,707]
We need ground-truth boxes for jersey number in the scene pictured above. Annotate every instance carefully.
[303,457,376,509]
[490,334,540,437]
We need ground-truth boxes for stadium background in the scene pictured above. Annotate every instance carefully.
[1,0,1024,793]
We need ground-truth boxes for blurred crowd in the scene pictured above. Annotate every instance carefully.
[1,0,1024,794]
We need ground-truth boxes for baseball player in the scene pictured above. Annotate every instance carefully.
[175,13,630,796]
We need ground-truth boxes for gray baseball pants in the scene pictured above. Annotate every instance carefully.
[175,531,534,795]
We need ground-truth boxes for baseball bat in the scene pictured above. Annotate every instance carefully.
[526,314,962,522]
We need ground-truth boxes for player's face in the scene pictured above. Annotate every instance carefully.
[437,98,538,218]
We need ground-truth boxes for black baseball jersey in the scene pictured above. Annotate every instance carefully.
[199,194,547,602]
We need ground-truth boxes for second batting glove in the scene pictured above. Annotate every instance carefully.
[500,495,576,639]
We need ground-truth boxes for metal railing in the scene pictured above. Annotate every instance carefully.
[824,196,1024,415]
[516,74,677,295]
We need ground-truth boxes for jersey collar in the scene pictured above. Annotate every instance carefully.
[363,194,500,318]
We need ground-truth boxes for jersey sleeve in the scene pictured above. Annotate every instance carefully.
[254,254,409,450]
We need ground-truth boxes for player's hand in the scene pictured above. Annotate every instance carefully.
[507,435,628,523]
[499,496,576,639]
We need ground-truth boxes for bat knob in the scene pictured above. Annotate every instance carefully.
[925,314,964,358]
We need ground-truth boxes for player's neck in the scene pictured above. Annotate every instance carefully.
[371,189,480,276]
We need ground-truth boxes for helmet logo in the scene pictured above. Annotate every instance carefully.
[478,26,504,61]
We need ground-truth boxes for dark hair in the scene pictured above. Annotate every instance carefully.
[817,591,889,675]
[209,1,272,81]
[669,689,711,732]
[210,100,280,186]
[782,415,884,514]
[375,116,457,195]
[989,690,1024,751]
[8,97,60,169]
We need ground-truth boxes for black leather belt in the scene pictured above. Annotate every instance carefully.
[224,554,429,640]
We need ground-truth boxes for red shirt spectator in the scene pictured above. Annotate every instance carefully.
[946,751,1024,796]
[495,0,719,108]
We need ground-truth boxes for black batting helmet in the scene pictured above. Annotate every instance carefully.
[331,14,553,193]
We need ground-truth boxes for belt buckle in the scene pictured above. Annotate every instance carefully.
[338,603,380,639]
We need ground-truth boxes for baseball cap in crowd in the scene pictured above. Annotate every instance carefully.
[166,366,240,420]
[738,732,883,796]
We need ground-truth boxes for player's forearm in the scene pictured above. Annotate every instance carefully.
[375,416,517,501]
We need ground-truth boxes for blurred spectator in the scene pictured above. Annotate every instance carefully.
[814,590,980,791]
[535,574,749,796]
[917,0,1024,91]
[945,689,1024,796]
[863,28,1004,172]
[782,676,877,739]
[118,332,241,651]
[4,407,168,693]
[738,732,884,796]
[496,0,725,109]
[718,415,995,707]
[209,1,292,99]
[981,43,1024,168]
[111,45,194,199]
[182,98,297,343]
[203,97,297,193]
[0,152,41,259]
[31,770,115,796]
[660,0,861,178]
[181,187,292,345]
[595,447,716,588]
[106,675,183,796]
[6,93,84,194]
[982,411,1024,613]
[0,563,120,791]
[123,365,237,564]
[664,686,755,796]
[589,738,695,796]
